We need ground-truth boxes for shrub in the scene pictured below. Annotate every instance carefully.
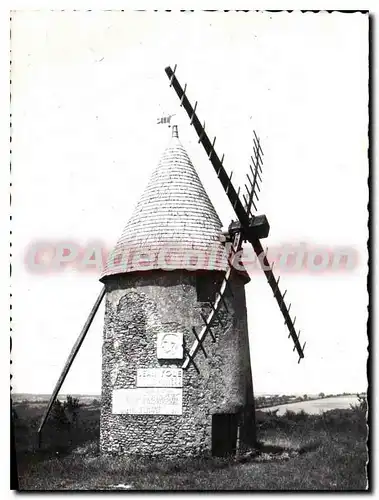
[50,395,81,429]
[284,409,309,422]
[64,395,80,426]
[50,399,69,429]
[265,409,279,418]
[350,394,367,415]
[64,395,80,412]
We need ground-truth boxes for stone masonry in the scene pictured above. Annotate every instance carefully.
[100,269,255,457]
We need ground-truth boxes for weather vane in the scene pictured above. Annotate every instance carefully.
[157,113,176,127]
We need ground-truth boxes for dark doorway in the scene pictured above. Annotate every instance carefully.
[212,413,238,457]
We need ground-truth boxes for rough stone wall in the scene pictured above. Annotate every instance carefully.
[100,270,255,457]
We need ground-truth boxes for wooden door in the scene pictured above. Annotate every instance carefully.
[212,413,238,457]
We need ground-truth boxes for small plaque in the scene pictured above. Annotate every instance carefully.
[137,368,183,388]
[112,388,182,415]
[157,332,183,359]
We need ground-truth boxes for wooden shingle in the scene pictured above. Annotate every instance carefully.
[101,126,228,279]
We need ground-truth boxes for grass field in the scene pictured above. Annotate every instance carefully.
[13,397,368,491]
[262,395,360,415]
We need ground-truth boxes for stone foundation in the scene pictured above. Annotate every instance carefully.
[100,270,255,457]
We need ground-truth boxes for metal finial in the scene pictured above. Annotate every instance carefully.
[172,124,179,138]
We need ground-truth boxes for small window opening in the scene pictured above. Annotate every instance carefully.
[196,274,223,303]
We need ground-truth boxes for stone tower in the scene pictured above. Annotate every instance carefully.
[99,126,255,457]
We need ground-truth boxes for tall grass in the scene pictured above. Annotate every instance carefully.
[14,401,368,491]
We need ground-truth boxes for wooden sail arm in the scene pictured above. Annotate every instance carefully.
[250,238,305,361]
[165,66,250,229]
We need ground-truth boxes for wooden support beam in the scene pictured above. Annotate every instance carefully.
[37,286,106,444]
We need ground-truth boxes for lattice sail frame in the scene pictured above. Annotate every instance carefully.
[166,65,305,362]
[243,130,263,216]
[183,232,242,370]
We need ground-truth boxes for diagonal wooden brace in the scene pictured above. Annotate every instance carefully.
[192,327,207,358]
[37,286,106,444]
[217,291,229,314]
[183,345,200,373]
[208,301,224,327]
[200,313,216,342]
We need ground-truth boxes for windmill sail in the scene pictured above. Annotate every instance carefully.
[165,65,305,362]
[244,132,263,216]
[165,66,250,229]
[183,232,242,369]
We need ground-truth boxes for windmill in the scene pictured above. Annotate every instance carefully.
[37,66,305,457]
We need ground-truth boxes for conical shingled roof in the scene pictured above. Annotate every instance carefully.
[100,126,228,279]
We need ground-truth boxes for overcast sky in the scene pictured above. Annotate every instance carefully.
[11,10,368,396]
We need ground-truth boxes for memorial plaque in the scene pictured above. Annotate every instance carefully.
[157,331,183,359]
[112,388,182,415]
[137,368,183,388]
